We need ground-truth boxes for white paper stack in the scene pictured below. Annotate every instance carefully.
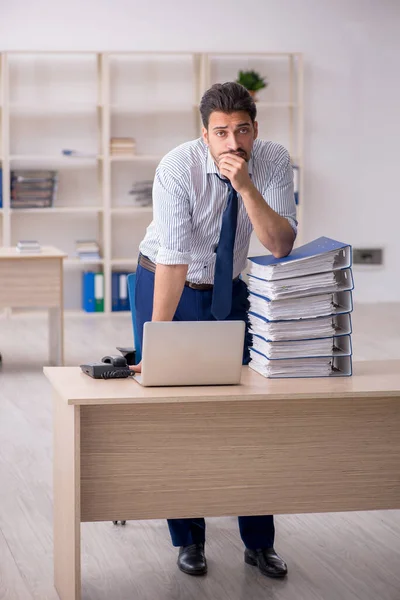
[247,237,354,378]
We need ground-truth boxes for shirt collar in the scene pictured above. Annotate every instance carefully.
[206,148,253,176]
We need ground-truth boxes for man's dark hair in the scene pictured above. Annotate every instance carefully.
[199,82,257,129]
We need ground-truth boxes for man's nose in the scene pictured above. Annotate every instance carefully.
[226,133,240,150]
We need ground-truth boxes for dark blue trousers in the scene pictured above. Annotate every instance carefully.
[134,263,275,550]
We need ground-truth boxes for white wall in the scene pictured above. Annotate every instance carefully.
[1,0,399,302]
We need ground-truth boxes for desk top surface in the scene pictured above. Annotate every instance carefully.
[0,246,66,259]
[44,360,400,406]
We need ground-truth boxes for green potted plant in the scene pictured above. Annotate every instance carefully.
[236,69,268,101]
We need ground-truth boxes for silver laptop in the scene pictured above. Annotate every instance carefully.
[133,320,246,387]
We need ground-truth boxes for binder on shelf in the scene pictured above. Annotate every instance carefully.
[248,267,354,301]
[112,271,131,311]
[293,164,299,205]
[251,334,352,361]
[0,168,2,208]
[248,237,352,281]
[94,273,104,312]
[82,272,95,313]
[112,272,119,311]
[249,352,352,379]
[82,271,104,313]
[248,312,352,342]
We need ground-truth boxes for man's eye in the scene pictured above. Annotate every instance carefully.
[216,131,225,137]
[239,128,249,134]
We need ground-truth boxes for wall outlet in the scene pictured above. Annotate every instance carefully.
[353,248,383,265]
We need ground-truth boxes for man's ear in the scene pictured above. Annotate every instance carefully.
[202,127,209,146]
[253,121,259,140]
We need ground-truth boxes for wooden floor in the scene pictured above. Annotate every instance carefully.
[0,304,399,600]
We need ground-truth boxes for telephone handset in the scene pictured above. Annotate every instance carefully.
[80,354,134,379]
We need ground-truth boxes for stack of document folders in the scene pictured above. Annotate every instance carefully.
[247,236,353,378]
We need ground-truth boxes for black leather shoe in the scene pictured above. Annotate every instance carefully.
[178,543,207,576]
[245,548,288,578]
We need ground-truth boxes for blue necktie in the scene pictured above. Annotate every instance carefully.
[211,176,238,320]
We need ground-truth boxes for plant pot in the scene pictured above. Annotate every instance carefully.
[248,90,258,102]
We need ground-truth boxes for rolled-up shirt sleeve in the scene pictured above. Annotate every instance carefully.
[263,149,298,237]
[153,164,192,265]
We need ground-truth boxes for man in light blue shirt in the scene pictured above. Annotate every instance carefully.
[131,82,297,579]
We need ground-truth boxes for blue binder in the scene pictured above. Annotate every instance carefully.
[82,272,95,312]
[248,237,352,281]
[112,271,131,311]
[0,168,2,208]
[248,312,352,342]
[249,350,353,378]
[251,333,352,360]
[249,289,353,318]
[248,267,354,301]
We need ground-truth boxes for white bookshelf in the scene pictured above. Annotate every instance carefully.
[0,51,304,313]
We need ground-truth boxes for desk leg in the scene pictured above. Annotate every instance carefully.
[53,394,81,600]
[49,307,64,366]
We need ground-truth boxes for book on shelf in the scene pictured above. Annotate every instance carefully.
[110,137,136,156]
[129,180,153,206]
[11,170,57,209]
[75,240,101,261]
[247,236,354,378]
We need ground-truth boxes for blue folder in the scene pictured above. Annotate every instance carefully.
[112,271,131,311]
[248,236,352,281]
[82,272,95,313]
[251,333,352,359]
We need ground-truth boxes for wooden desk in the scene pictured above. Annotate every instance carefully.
[0,246,66,365]
[44,361,400,600]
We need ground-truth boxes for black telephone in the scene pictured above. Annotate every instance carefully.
[80,354,134,380]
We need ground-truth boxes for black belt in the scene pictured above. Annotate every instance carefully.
[138,254,239,291]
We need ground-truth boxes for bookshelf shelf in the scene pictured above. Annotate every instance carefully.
[65,258,105,267]
[110,104,199,114]
[110,155,161,163]
[111,207,153,215]
[10,206,103,214]
[9,104,103,112]
[1,50,304,312]
[10,155,103,162]
[111,258,139,267]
